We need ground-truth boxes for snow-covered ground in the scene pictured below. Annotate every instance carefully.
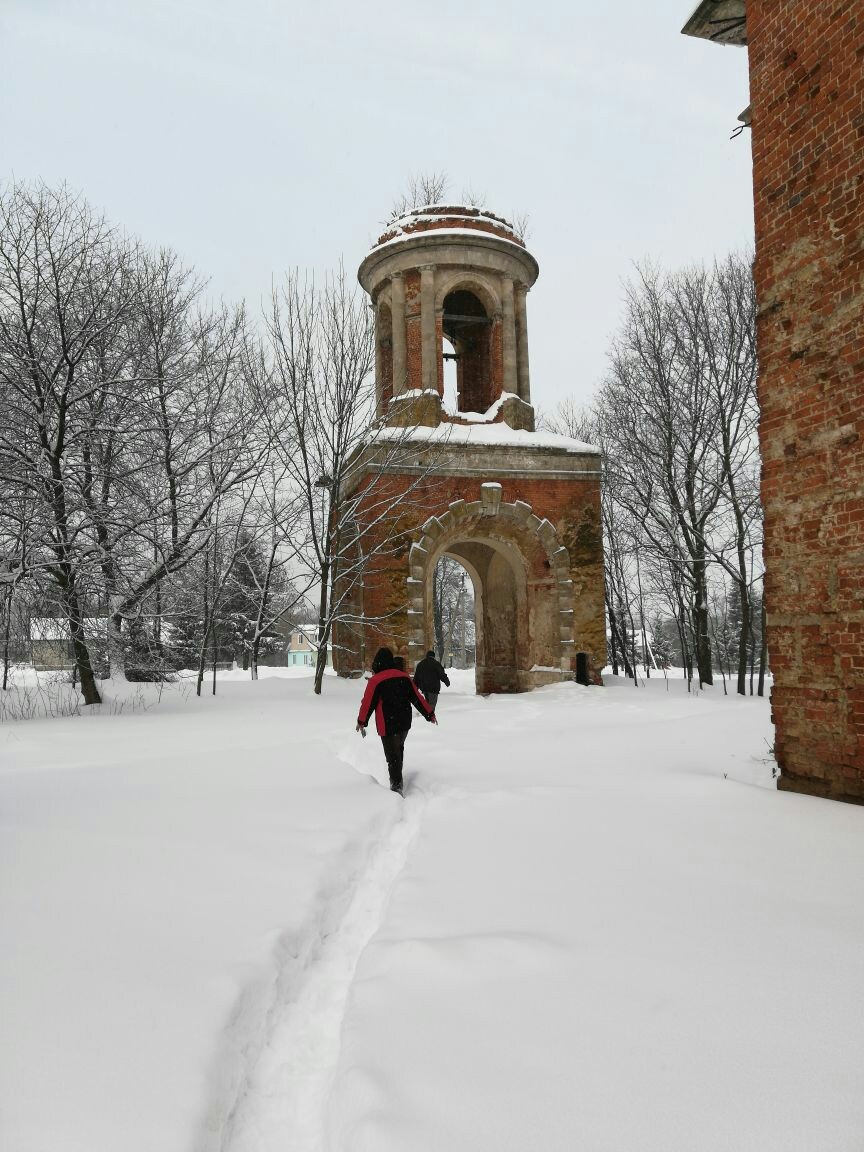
[2,669,863,1151]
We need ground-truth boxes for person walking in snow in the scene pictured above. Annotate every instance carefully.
[356,647,436,795]
[413,649,451,713]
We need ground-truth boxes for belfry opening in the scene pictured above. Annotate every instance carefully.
[441,288,494,414]
[333,203,607,692]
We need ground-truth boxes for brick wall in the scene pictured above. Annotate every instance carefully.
[333,467,605,684]
[404,270,423,392]
[747,0,864,802]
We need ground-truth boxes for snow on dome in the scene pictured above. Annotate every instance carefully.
[375,203,524,250]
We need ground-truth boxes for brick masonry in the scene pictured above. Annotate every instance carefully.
[746,1,864,802]
[333,462,606,690]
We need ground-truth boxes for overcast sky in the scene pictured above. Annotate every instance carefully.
[2,0,753,411]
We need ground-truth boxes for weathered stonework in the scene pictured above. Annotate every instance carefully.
[360,206,539,426]
[684,1,864,804]
[387,392,443,428]
[334,206,606,693]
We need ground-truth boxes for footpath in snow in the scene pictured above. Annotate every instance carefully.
[2,669,864,1151]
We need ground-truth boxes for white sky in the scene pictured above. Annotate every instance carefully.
[1,0,753,411]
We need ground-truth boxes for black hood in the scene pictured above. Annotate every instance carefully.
[371,647,395,673]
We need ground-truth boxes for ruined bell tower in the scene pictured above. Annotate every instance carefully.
[334,204,606,692]
[363,204,537,432]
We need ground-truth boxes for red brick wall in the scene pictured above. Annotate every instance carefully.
[404,270,423,392]
[747,0,864,802]
[333,467,605,684]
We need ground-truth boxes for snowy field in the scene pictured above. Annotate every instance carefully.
[2,668,864,1151]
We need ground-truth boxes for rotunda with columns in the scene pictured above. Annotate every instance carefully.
[334,204,606,693]
[359,205,538,431]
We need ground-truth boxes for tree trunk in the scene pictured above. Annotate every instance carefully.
[196,550,211,698]
[607,599,620,675]
[615,611,634,678]
[154,561,162,650]
[625,601,639,686]
[711,613,728,696]
[313,559,331,696]
[692,558,713,686]
[65,589,101,705]
[736,583,750,697]
[758,593,768,698]
[2,587,13,690]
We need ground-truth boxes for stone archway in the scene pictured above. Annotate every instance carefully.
[429,537,527,693]
[406,485,575,693]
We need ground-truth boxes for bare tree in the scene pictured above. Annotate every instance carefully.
[0,181,278,698]
[230,466,308,681]
[548,256,761,691]
[0,182,136,703]
[386,173,450,222]
[683,254,760,694]
[432,556,475,665]
[599,263,727,686]
[93,253,270,679]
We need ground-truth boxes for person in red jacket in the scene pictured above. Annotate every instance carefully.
[356,647,436,795]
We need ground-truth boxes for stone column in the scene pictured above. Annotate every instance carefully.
[374,302,383,414]
[501,276,518,397]
[515,282,530,402]
[391,273,407,397]
[420,264,437,394]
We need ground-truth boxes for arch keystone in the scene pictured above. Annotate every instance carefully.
[480,482,503,516]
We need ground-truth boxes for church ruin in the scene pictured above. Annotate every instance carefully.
[332,204,606,692]
[684,2,864,803]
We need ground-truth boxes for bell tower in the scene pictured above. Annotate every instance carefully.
[335,202,606,693]
[359,205,538,431]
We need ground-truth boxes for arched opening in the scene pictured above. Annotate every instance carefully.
[431,554,475,668]
[442,288,493,414]
[424,536,529,694]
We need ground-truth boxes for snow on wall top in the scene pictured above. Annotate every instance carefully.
[371,422,600,456]
[375,204,524,251]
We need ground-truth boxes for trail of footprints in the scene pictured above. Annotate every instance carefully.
[219,790,426,1152]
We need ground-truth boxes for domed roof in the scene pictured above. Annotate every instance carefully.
[374,204,525,251]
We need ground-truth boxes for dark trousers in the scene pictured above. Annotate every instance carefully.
[380,730,407,786]
[424,691,439,712]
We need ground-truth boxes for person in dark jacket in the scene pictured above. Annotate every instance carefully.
[357,647,436,795]
[413,650,451,712]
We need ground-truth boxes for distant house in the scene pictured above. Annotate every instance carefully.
[254,621,332,669]
[29,617,107,671]
[286,624,320,667]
